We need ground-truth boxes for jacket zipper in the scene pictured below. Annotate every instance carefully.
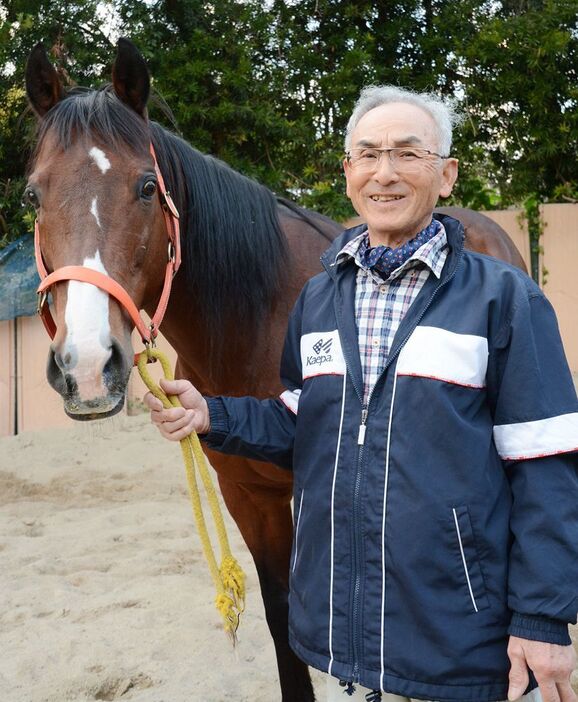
[350,406,368,682]
[348,263,459,683]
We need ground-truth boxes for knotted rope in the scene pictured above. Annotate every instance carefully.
[137,348,245,642]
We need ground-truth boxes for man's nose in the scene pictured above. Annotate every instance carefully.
[372,153,400,183]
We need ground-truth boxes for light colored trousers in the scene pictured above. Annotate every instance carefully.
[325,674,543,701]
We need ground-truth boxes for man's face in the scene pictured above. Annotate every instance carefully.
[343,102,458,247]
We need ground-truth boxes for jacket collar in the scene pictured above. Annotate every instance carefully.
[325,213,465,406]
[321,212,465,282]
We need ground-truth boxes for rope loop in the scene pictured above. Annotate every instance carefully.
[137,348,246,642]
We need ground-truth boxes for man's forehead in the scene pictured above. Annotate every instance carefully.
[351,102,437,144]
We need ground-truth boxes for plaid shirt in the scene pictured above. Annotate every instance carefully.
[334,221,448,404]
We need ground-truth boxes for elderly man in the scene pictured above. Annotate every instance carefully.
[145,86,578,702]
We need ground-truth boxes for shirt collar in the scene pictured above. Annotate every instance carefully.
[334,219,448,281]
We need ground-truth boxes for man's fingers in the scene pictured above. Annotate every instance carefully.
[557,680,578,702]
[508,674,530,701]
[143,391,163,411]
[145,379,208,438]
[159,378,190,395]
[158,409,198,441]
[160,424,195,442]
[150,406,185,424]
[508,646,530,701]
[155,409,190,432]
[508,637,576,702]
[535,679,560,702]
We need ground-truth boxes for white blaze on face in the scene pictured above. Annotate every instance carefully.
[89,146,111,174]
[63,250,112,402]
[90,197,101,228]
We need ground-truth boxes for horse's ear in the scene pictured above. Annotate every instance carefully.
[25,43,65,118]
[112,38,150,117]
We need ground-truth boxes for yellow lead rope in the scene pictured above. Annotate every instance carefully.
[137,348,245,642]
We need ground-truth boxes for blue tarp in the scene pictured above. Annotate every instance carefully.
[0,234,41,321]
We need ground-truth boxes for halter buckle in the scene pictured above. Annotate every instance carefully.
[163,191,180,219]
[143,330,158,362]
[168,241,176,264]
[148,322,158,344]
[36,290,48,315]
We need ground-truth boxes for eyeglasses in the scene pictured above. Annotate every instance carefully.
[345,147,448,173]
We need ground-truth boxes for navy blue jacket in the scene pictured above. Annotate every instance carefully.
[205,214,578,702]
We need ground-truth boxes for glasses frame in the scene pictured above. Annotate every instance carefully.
[345,146,449,171]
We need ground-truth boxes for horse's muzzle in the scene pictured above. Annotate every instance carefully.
[46,337,131,420]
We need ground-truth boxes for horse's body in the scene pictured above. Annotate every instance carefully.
[25,40,526,702]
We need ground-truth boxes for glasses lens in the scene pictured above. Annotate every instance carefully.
[348,148,381,170]
[391,148,433,172]
[348,147,437,173]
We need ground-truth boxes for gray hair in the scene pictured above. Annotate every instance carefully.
[344,85,461,155]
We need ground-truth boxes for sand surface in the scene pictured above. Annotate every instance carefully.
[1,415,576,702]
[0,414,325,702]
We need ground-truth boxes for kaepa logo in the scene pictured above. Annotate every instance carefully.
[300,330,345,379]
[312,338,332,354]
[307,337,333,366]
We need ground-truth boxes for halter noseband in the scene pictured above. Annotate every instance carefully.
[35,143,181,356]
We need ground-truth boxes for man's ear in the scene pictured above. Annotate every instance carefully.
[112,38,150,118]
[25,43,65,118]
[343,157,353,199]
[439,158,459,198]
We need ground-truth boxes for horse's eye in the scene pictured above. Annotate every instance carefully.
[141,179,157,199]
[22,187,39,209]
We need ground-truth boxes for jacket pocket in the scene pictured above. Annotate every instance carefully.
[452,506,490,612]
[292,489,305,573]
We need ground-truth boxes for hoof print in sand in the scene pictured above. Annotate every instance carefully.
[92,673,154,700]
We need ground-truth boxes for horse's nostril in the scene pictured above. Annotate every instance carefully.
[47,346,78,397]
[52,343,79,373]
[53,350,68,373]
[64,373,77,396]
[103,339,128,387]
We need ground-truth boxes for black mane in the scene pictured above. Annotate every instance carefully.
[149,122,289,342]
[33,86,289,351]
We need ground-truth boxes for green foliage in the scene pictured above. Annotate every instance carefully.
[521,193,545,283]
[0,0,576,251]
[0,84,30,245]
[459,0,578,204]
[0,0,119,248]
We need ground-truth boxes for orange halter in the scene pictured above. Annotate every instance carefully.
[35,143,181,358]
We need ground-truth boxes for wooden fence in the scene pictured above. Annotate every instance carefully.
[1,203,576,436]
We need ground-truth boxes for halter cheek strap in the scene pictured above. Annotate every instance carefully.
[35,143,180,354]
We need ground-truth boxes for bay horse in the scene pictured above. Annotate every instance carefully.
[25,39,526,702]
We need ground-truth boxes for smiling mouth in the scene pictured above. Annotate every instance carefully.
[369,194,404,202]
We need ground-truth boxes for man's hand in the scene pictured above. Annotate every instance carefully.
[143,379,210,441]
[507,635,577,702]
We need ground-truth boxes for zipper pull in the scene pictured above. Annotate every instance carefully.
[357,408,368,445]
[339,681,356,696]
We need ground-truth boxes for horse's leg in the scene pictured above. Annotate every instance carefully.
[217,468,316,702]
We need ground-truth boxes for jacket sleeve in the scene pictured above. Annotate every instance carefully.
[201,283,307,471]
[487,288,578,645]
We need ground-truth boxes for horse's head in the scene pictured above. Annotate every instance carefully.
[25,40,174,420]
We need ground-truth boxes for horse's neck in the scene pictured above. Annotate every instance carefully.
[155,210,340,398]
[154,273,284,397]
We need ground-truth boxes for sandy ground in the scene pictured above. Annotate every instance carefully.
[0,414,325,702]
[1,415,576,702]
